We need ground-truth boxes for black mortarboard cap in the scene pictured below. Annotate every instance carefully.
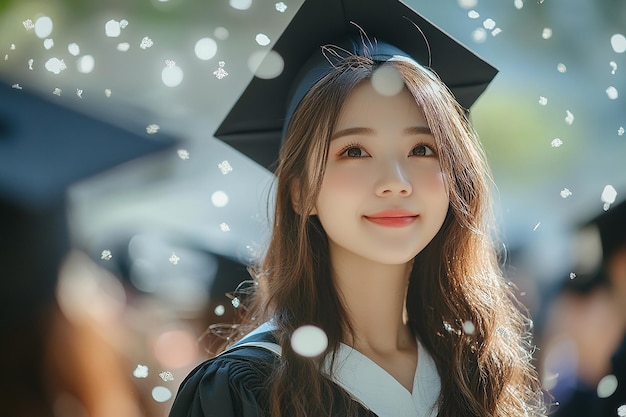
[215,0,498,169]
[0,82,173,324]
[589,197,626,261]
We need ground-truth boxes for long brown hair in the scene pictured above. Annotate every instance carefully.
[239,55,546,417]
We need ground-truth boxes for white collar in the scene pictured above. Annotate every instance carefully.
[322,340,440,417]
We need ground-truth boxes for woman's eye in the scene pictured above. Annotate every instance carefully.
[410,144,435,157]
[342,146,369,158]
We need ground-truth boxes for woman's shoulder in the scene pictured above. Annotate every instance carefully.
[168,333,279,417]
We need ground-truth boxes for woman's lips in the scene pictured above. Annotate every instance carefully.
[363,210,418,227]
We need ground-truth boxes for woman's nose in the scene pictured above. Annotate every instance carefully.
[375,160,412,197]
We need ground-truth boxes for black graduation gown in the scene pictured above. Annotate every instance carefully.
[168,331,378,417]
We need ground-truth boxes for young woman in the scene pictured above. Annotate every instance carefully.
[168,40,547,415]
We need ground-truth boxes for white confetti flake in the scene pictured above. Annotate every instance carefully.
[231,297,241,308]
[248,50,285,79]
[514,0,524,9]
[195,38,217,60]
[491,28,502,36]
[539,96,548,105]
[53,87,62,96]
[218,160,233,174]
[105,19,122,37]
[597,374,618,398]
[11,84,22,89]
[542,28,552,39]
[76,88,83,98]
[169,253,180,265]
[77,55,95,73]
[483,19,496,30]
[101,250,112,260]
[68,43,80,56]
[601,185,617,211]
[463,320,475,335]
[618,404,626,417]
[468,10,480,19]
[43,38,54,50]
[140,36,153,49]
[158,371,174,382]
[472,28,487,43]
[275,1,288,12]
[45,57,66,74]
[255,33,271,46]
[533,222,541,231]
[291,325,328,357]
[116,42,130,52]
[4,54,7,61]
[28,59,33,70]
[211,191,229,207]
[610,61,617,75]
[104,89,112,97]
[177,149,190,160]
[557,63,567,73]
[162,62,184,87]
[23,19,34,30]
[551,138,563,147]
[458,0,478,7]
[152,386,172,403]
[119,19,129,29]
[619,126,625,136]
[214,304,226,316]
[606,86,619,100]
[214,27,229,40]
[560,188,572,198]
[372,65,404,97]
[213,61,229,79]
[565,110,574,125]
[10,44,16,50]
[220,223,231,232]
[133,364,149,378]
[229,0,252,10]
[611,34,626,54]
[570,272,576,280]
[146,124,160,134]
[35,16,53,38]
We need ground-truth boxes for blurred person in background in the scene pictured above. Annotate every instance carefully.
[540,197,626,417]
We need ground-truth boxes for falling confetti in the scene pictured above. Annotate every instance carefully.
[611,34,626,53]
[68,43,80,56]
[601,185,617,211]
[10,44,15,50]
[105,19,122,37]
[162,61,184,87]
[77,55,95,73]
[117,42,130,52]
[218,160,233,174]
[211,191,229,207]
[158,371,174,382]
[619,127,625,136]
[213,61,229,79]
[491,28,502,36]
[557,63,567,73]
[214,304,226,316]
[104,88,112,97]
[11,84,22,89]
[255,33,271,46]
[146,124,160,134]
[195,38,217,60]
[43,39,54,50]
[569,272,576,279]
[35,16,53,38]
[23,19,34,30]
[177,149,190,160]
[533,222,541,231]
[538,96,548,105]
[542,28,552,39]
[560,188,572,198]
[214,27,229,40]
[372,65,404,96]
[231,297,241,308]
[514,0,524,9]
[152,386,172,403]
[610,61,617,74]
[28,59,33,70]
[140,36,154,49]
[565,110,574,125]
[119,19,129,29]
[291,325,328,357]
[597,374,618,398]
[133,364,149,378]
[463,320,476,335]
[230,0,252,10]
[551,138,563,147]
[169,253,180,265]
[101,250,112,260]
[468,10,480,18]
[606,86,619,100]
[471,28,487,43]
[458,0,478,7]
[275,1,288,12]
[76,88,83,98]
[45,57,66,74]
[618,405,626,417]
[53,88,62,96]
[220,223,231,232]
[483,19,496,30]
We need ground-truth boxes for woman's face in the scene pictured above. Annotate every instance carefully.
[312,80,449,266]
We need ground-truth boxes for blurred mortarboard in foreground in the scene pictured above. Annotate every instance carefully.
[588,197,626,261]
[215,0,498,169]
[0,82,173,324]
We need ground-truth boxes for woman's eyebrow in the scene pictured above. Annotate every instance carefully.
[330,126,432,141]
